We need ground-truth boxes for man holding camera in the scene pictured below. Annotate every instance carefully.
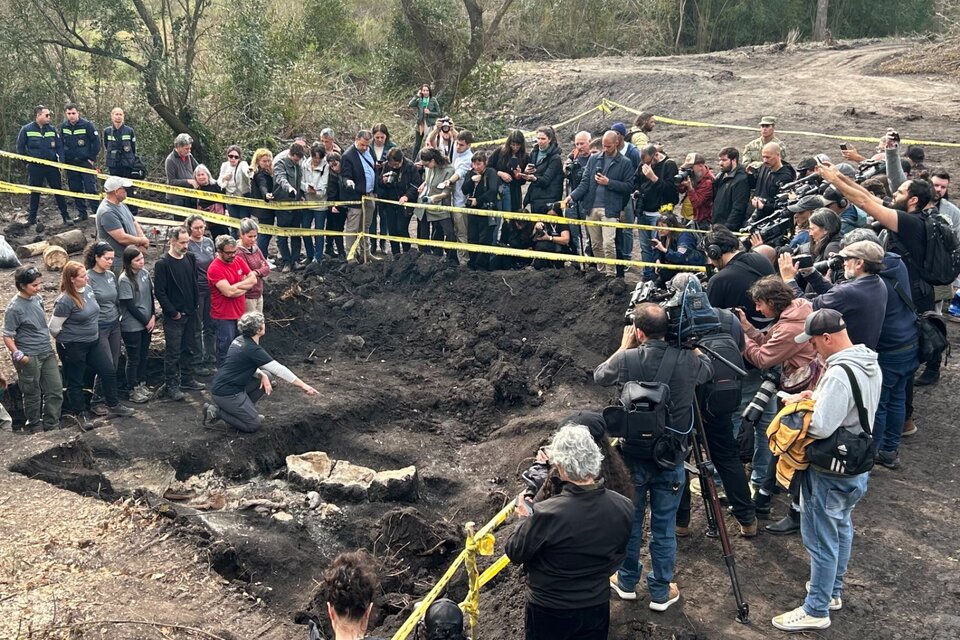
[506,424,633,640]
[676,153,714,229]
[713,147,750,231]
[771,309,879,632]
[635,145,680,281]
[595,303,713,611]
[749,142,796,219]
[566,131,634,277]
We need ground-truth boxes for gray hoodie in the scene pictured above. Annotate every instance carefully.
[809,344,882,439]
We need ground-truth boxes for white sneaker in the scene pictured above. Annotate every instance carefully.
[649,582,680,611]
[806,580,843,610]
[609,574,637,601]
[772,606,830,631]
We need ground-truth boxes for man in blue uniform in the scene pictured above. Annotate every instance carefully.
[102,107,139,212]
[60,103,100,221]
[15,105,72,230]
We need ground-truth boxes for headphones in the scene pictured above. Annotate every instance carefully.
[705,241,724,261]
[823,185,849,210]
[702,232,738,261]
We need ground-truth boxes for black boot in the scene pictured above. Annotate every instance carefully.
[765,508,801,535]
[754,491,772,519]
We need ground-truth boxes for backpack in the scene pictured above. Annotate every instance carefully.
[663,277,721,344]
[696,330,745,416]
[603,348,690,469]
[897,208,960,285]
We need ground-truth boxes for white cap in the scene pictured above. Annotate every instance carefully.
[103,176,133,193]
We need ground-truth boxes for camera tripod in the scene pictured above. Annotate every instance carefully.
[686,340,750,624]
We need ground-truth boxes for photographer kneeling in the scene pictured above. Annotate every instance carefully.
[650,213,706,287]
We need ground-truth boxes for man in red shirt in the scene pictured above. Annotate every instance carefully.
[207,235,258,366]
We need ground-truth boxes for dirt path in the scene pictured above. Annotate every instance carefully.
[3,38,960,640]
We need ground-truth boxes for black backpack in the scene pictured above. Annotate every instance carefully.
[603,348,690,469]
[895,208,960,285]
[696,330,745,416]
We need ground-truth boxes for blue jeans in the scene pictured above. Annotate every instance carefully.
[800,469,869,618]
[637,211,659,280]
[227,204,251,238]
[617,201,636,260]
[735,368,778,485]
[617,462,685,601]
[306,209,328,262]
[253,209,274,256]
[213,319,237,367]
[874,344,919,453]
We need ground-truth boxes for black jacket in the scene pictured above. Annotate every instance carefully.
[505,481,633,609]
[340,144,375,200]
[712,166,750,230]
[524,142,564,211]
[375,158,421,202]
[60,117,100,164]
[705,251,776,329]
[750,162,796,216]
[461,167,500,208]
[154,252,199,318]
[634,157,679,213]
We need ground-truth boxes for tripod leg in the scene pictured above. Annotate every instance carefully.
[693,402,751,624]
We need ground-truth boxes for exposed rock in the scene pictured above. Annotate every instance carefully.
[318,461,376,502]
[272,511,294,522]
[343,335,366,351]
[306,491,322,509]
[369,465,419,503]
[286,452,334,491]
[317,503,343,521]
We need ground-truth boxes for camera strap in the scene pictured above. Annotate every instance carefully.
[836,363,872,436]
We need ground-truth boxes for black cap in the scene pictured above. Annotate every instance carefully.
[786,194,827,213]
[425,598,464,638]
[562,411,606,441]
[797,156,817,173]
[795,308,846,343]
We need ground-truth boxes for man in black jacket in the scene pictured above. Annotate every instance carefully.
[635,145,680,281]
[594,304,713,611]
[340,130,378,264]
[60,103,100,222]
[750,143,796,218]
[154,228,204,401]
[506,424,633,640]
[713,147,750,231]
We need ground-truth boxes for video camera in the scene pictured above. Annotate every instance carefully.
[855,159,885,182]
[624,276,720,344]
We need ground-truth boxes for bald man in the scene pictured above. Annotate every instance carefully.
[749,142,796,218]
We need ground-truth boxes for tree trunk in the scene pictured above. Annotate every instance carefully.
[43,245,68,271]
[814,0,829,41]
[47,228,89,253]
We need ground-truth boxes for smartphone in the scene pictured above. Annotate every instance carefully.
[839,143,849,151]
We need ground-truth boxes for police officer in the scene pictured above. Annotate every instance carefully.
[102,107,139,212]
[60,102,100,221]
[15,105,72,230]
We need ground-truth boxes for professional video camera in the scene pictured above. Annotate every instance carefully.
[855,159,885,182]
[742,209,794,251]
[624,277,720,344]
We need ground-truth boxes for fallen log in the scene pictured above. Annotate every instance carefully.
[14,228,89,259]
[42,245,68,271]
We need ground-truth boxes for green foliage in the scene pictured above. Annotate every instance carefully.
[303,0,363,55]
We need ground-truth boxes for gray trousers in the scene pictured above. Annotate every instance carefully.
[344,199,374,262]
[15,351,63,430]
[211,373,272,433]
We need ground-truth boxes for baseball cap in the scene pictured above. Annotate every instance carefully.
[796,157,817,173]
[821,185,845,205]
[610,122,628,137]
[838,240,884,264]
[786,194,827,213]
[759,116,776,126]
[681,152,705,169]
[103,176,133,192]
[836,162,858,179]
[795,308,847,343]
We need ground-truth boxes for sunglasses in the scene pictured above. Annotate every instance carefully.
[227,154,240,159]
[23,267,40,280]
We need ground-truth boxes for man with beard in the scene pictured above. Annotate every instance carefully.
[676,153,715,229]
[207,235,258,367]
[713,147,750,231]
[635,144,679,281]
[628,112,655,147]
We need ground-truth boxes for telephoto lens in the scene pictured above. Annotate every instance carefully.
[741,370,780,428]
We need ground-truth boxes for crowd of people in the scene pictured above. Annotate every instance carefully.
[8,97,960,638]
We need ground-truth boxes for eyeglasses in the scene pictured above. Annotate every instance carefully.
[227,154,240,159]
[220,249,237,256]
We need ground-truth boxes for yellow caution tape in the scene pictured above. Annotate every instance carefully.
[476,554,511,590]
[0,150,361,210]
[472,104,609,147]
[602,99,960,148]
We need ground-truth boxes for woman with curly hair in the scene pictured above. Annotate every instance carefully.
[317,550,386,640]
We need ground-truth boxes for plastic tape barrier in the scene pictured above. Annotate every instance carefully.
[346,229,706,272]
[0,180,349,239]
[601,99,960,148]
[472,104,611,147]
[390,502,515,640]
[0,150,361,210]
[363,196,713,235]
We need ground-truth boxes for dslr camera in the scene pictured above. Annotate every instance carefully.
[438,116,453,132]
[673,168,692,184]
[382,170,398,186]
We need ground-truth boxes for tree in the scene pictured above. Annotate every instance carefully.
[8,0,215,162]
[814,0,829,41]
[398,0,516,103]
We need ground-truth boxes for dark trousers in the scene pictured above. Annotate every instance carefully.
[27,164,69,222]
[302,209,326,261]
[227,203,252,238]
[65,161,97,217]
[163,314,197,387]
[213,319,237,367]
[276,210,301,264]
[381,203,411,254]
[57,339,119,414]
[367,202,389,252]
[253,209,274,256]
[212,375,267,433]
[524,601,609,640]
[194,290,216,366]
[467,214,494,269]
[532,240,566,270]
[326,210,346,256]
[677,409,756,526]
[417,217,457,262]
[122,330,151,387]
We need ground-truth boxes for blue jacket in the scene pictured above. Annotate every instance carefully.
[791,270,888,350]
[876,252,920,353]
[103,124,137,171]
[16,122,62,162]
[60,117,100,164]
[662,231,706,267]
[569,152,633,218]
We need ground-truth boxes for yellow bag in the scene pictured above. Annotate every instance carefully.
[766,399,816,489]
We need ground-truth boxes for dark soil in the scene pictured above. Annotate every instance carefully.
[3,39,960,640]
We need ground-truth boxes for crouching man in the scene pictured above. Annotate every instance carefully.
[505,424,633,640]
[772,309,881,631]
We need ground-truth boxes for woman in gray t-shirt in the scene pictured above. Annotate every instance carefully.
[118,246,157,403]
[50,261,134,424]
[186,214,217,372]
